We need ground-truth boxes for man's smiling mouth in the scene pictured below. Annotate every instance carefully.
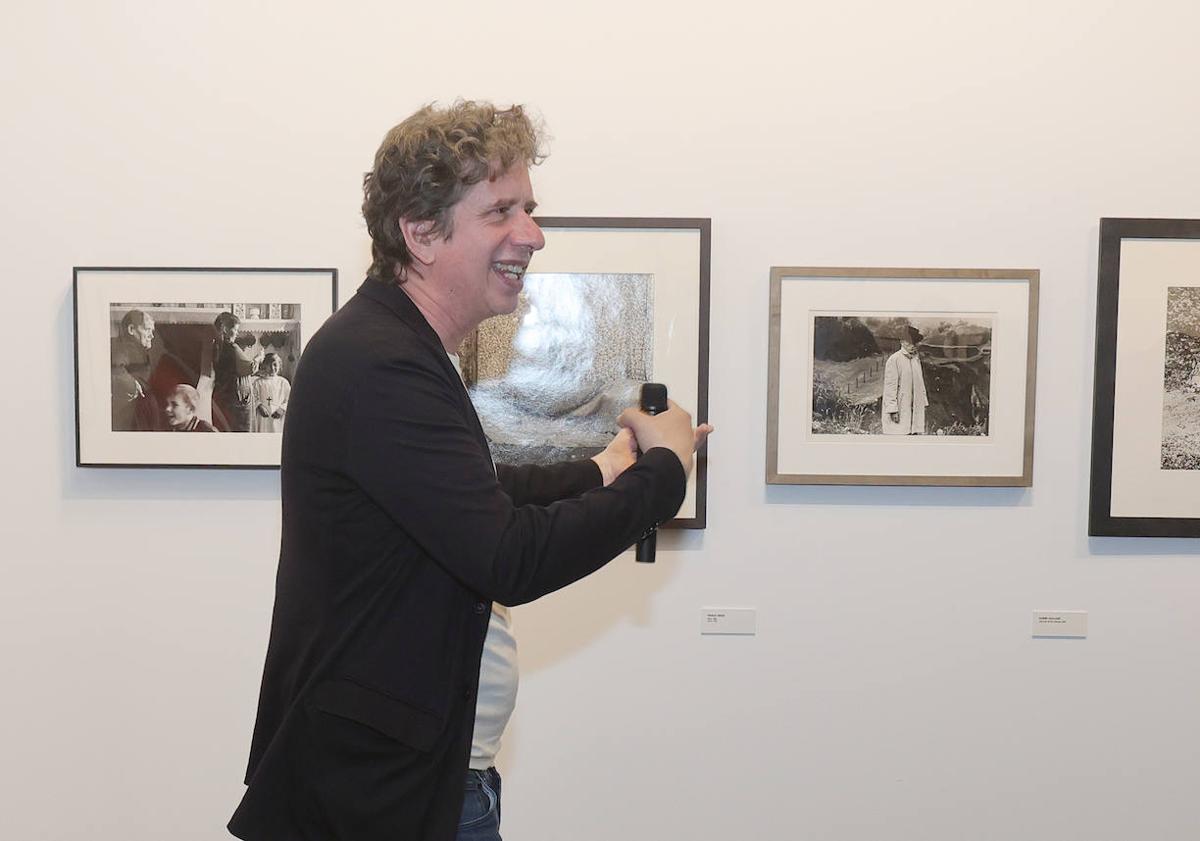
[493,262,527,283]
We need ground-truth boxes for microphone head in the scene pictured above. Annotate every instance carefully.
[640,382,668,415]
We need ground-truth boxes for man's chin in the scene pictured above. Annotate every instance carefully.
[490,293,522,317]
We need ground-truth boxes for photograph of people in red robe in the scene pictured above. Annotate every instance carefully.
[108,302,301,433]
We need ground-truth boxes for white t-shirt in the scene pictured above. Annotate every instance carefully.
[447,353,520,770]
[469,604,519,770]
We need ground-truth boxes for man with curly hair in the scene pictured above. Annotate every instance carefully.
[230,101,710,841]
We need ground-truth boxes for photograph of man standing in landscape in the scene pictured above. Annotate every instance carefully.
[810,313,993,437]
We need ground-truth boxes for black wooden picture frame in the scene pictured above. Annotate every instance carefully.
[1090,218,1200,536]
[74,266,338,469]
[461,216,711,528]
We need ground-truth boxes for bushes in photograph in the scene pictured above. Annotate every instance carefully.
[813,317,880,362]
[811,372,879,433]
[1162,435,1200,470]
[1166,287,1200,336]
[935,421,988,436]
[1163,331,1200,391]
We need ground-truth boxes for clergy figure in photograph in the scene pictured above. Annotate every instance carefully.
[110,308,157,431]
[882,324,929,435]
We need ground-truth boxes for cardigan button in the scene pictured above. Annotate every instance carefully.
[474,602,487,615]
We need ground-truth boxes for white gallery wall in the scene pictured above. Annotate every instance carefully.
[4,1,1199,838]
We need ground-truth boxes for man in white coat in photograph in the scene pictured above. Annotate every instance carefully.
[882,325,928,435]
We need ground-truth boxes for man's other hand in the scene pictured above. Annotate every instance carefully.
[617,400,713,477]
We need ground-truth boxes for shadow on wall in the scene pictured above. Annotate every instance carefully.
[764,483,1032,509]
[516,528,705,674]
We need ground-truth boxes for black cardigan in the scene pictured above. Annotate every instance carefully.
[229,278,685,841]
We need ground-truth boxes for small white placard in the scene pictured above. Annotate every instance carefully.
[1032,610,1088,638]
[700,607,757,635]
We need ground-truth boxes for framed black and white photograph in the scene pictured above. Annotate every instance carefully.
[767,267,1038,486]
[1090,218,1200,536]
[74,266,338,468]
[458,217,710,528]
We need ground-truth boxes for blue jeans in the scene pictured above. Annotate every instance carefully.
[456,767,502,841]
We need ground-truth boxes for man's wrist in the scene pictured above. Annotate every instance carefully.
[590,453,615,486]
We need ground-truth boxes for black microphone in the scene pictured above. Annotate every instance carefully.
[635,383,668,564]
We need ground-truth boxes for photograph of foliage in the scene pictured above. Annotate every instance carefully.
[1161,286,1200,469]
[459,272,654,465]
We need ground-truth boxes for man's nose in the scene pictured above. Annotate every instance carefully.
[515,213,545,252]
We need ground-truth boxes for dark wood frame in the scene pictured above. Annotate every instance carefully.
[496,216,710,528]
[1089,218,1200,536]
[73,265,339,469]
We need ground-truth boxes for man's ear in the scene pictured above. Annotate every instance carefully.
[399,218,438,267]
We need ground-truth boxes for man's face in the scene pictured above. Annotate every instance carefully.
[428,165,546,327]
[900,339,915,353]
[221,321,240,342]
[128,315,154,349]
[266,357,281,376]
[164,394,194,427]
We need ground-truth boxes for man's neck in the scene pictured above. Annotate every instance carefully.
[397,274,475,352]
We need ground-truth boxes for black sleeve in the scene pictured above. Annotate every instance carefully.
[346,353,685,606]
[496,459,603,507]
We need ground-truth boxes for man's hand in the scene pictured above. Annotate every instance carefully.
[617,400,713,477]
[123,380,146,402]
[591,428,637,486]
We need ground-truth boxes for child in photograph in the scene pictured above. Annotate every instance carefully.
[252,352,291,433]
[164,384,216,432]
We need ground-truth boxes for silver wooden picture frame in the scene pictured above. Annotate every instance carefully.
[767,266,1038,486]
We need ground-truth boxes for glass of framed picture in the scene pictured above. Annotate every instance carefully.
[1090,218,1200,536]
[767,266,1038,486]
[458,217,711,527]
[74,266,338,468]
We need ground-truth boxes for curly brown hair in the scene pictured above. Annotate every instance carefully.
[362,100,547,283]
